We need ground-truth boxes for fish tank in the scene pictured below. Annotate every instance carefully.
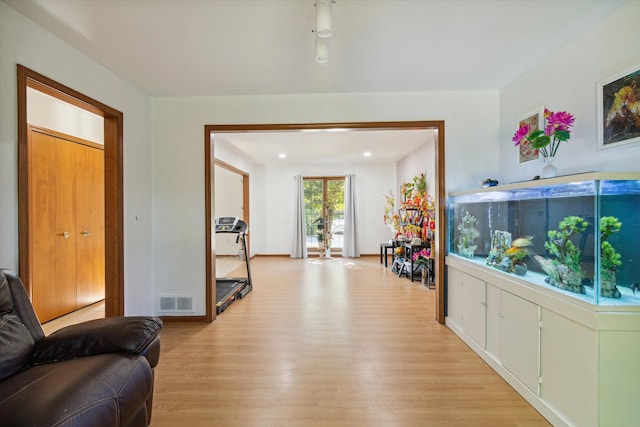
[447,172,640,306]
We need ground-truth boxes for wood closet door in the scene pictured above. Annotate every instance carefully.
[30,131,78,322]
[75,144,105,307]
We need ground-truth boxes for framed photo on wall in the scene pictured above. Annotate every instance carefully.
[597,64,640,150]
[516,107,544,165]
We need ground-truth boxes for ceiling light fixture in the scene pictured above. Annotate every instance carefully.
[315,0,333,38]
[314,0,335,65]
[315,38,330,65]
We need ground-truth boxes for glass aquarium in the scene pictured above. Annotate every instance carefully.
[447,172,640,306]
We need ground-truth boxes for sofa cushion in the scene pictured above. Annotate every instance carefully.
[0,353,153,427]
[0,275,34,382]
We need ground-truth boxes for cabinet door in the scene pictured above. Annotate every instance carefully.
[485,284,501,359]
[445,267,464,328]
[462,273,486,348]
[540,309,597,426]
[30,132,78,322]
[75,144,105,306]
[500,290,540,395]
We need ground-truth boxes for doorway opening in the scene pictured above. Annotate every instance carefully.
[17,65,125,318]
[304,177,345,256]
[205,121,446,324]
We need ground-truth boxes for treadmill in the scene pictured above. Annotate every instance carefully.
[215,216,252,314]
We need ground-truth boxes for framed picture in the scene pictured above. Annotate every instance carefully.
[597,64,640,150]
[516,107,544,165]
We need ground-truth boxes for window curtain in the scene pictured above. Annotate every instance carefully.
[342,174,360,257]
[290,175,308,258]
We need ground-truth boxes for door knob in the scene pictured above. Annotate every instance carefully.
[81,230,93,237]
[62,231,71,238]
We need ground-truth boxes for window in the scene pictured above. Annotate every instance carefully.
[304,177,345,251]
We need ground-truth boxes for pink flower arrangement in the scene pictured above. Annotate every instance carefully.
[412,248,431,267]
[513,109,575,158]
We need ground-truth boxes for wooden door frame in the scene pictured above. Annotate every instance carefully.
[17,65,124,317]
[205,121,446,324]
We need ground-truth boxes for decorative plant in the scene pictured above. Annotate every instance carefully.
[457,211,479,257]
[544,216,588,294]
[487,230,512,267]
[403,223,422,238]
[412,247,431,268]
[600,216,622,298]
[390,173,435,241]
[383,192,400,235]
[512,108,575,157]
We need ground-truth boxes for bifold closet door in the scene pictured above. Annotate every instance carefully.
[29,129,105,323]
[75,144,105,307]
[30,131,78,322]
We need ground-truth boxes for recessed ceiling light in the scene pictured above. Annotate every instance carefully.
[278,153,287,159]
[363,152,372,157]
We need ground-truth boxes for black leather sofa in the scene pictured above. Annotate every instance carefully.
[0,269,162,427]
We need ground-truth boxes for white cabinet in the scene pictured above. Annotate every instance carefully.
[445,267,464,328]
[445,267,486,347]
[540,309,597,426]
[461,273,486,348]
[446,266,540,394]
[485,284,501,359]
[445,256,640,426]
[500,290,540,395]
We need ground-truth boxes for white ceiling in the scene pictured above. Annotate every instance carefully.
[213,128,434,164]
[6,0,623,163]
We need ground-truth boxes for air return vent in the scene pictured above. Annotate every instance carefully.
[158,295,195,313]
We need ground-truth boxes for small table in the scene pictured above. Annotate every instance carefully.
[379,242,393,267]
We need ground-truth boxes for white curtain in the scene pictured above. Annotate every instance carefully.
[342,174,360,257]
[290,175,308,258]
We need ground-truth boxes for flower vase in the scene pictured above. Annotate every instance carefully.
[421,267,428,285]
[542,156,557,178]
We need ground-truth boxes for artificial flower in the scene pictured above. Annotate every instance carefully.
[412,248,431,267]
[513,108,575,158]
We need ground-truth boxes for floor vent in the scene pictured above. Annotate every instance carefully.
[158,295,195,313]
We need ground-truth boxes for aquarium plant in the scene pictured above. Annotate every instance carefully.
[457,211,480,258]
[543,216,588,294]
[600,216,622,298]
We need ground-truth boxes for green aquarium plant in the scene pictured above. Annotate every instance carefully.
[600,216,622,298]
[544,216,588,294]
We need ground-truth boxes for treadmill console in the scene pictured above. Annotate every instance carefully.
[215,216,248,233]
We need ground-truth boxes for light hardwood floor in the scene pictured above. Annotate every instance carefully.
[41,299,105,335]
[152,256,550,427]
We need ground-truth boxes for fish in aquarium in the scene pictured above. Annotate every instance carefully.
[511,236,534,248]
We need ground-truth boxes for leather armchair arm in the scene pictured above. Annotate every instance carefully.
[32,316,162,366]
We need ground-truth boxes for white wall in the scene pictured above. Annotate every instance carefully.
[152,92,499,315]
[214,165,244,256]
[27,87,104,145]
[0,3,154,315]
[499,0,640,183]
[396,140,437,199]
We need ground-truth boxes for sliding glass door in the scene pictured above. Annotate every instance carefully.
[304,177,345,253]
